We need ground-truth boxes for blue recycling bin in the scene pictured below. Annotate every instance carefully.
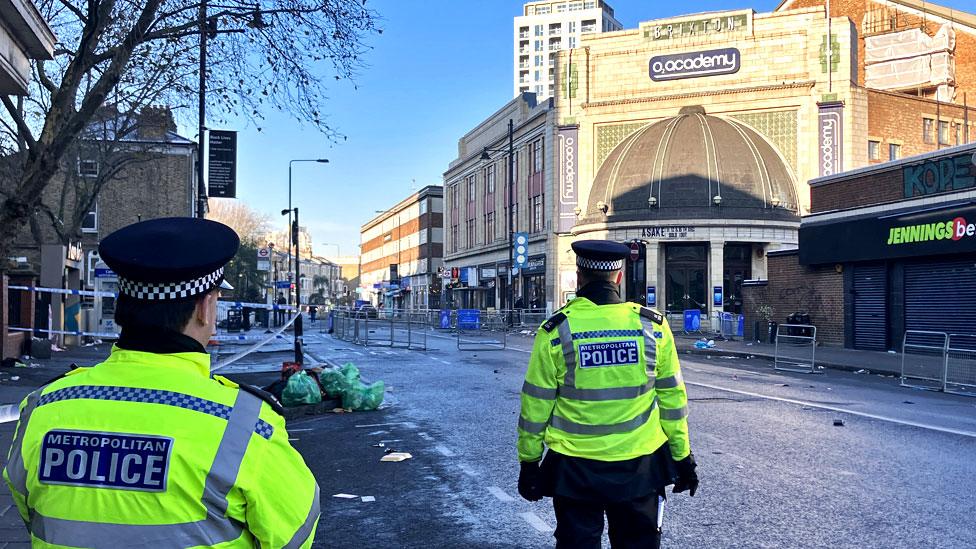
[683,309,701,332]
[439,309,452,330]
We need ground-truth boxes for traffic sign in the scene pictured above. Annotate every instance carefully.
[630,242,640,261]
[257,247,271,260]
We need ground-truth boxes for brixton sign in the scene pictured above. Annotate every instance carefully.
[649,48,740,82]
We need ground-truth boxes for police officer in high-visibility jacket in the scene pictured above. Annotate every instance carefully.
[517,240,699,549]
[3,217,320,548]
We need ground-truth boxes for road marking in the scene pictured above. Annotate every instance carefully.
[520,512,554,533]
[457,464,478,476]
[432,358,451,365]
[355,422,409,428]
[435,445,455,457]
[0,505,12,518]
[487,486,514,502]
[687,381,976,439]
[289,428,314,433]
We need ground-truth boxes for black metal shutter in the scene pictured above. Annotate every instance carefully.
[853,265,887,351]
[905,259,976,336]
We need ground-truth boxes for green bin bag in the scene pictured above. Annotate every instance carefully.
[281,371,323,407]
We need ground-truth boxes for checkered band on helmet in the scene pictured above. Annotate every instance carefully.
[119,268,224,301]
[576,257,623,271]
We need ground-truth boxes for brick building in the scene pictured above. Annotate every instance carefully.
[6,106,197,345]
[443,93,557,311]
[360,185,444,310]
[744,141,976,349]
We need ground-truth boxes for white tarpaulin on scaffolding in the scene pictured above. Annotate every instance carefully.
[865,23,956,99]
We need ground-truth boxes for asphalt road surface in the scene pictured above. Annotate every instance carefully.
[2,325,975,548]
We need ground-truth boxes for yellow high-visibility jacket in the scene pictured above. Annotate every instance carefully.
[3,346,319,548]
[517,298,691,463]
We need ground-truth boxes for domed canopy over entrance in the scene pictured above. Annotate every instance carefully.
[584,106,800,224]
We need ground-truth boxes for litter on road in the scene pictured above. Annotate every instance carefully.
[361,496,376,503]
[381,452,413,462]
[333,493,358,499]
[833,419,845,426]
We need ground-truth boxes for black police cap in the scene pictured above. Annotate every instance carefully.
[99,217,240,301]
[571,240,631,271]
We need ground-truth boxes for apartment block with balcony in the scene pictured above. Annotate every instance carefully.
[513,0,622,99]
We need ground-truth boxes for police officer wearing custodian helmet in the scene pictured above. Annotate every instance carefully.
[3,217,319,547]
[517,240,699,548]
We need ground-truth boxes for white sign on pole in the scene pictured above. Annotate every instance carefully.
[257,260,270,272]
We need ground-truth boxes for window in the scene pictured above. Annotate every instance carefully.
[467,174,476,200]
[556,4,567,12]
[535,55,543,67]
[519,26,529,39]
[451,225,459,253]
[78,159,99,178]
[535,39,543,52]
[568,37,577,48]
[419,199,428,215]
[938,121,950,145]
[82,202,97,233]
[581,19,596,33]
[889,143,901,161]
[549,23,561,35]
[534,25,543,37]
[584,1,596,7]
[955,124,962,145]
[868,140,880,160]
[534,70,540,81]
[466,219,476,247]
[532,138,544,174]
[568,21,577,33]
[531,195,544,233]
[485,212,496,242]
[922,118,935,144]
[485,164,495,194]
[535,85,543,95]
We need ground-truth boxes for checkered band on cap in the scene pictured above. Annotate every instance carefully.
[576,257,623,271]
[119,268,224,301]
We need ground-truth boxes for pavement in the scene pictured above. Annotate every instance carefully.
[0,325,974,547]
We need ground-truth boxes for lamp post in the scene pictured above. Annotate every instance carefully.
[282,207,303,364]
[480,119,515,326]
[286,159,329,305]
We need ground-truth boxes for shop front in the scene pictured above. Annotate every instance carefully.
[520,255,547,310]
[801,199,976,351]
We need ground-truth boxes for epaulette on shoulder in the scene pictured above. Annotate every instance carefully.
[239,383,285,416]
[638,306,664,325]
[541,312,567,333]
[214,375,285,416]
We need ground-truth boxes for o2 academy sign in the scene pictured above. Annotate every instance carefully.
[649,48,740,82]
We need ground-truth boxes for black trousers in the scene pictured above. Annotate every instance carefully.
[552,493,661,549]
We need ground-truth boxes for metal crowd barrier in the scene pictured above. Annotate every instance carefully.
[945,334,976,396]
[900,331,949,392]
[457,310,507,351]
[774,324,819,374]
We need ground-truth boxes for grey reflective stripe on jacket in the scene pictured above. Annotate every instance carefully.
[659,405,689,421]
[655,370,683,390]
[28,390,269,547]
[5,388,43,503]
[284,483,320,549]
[518,416,548,434]
[521,381,557,401]
[549,397,659,435]
[640,319,658,374]
[558,380,655,401]
[556,321,577,388]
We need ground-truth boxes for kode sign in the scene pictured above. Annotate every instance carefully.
[648,48,740,82]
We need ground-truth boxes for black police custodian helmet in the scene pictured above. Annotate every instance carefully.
[571,240,631,272]
[99,217,240,301]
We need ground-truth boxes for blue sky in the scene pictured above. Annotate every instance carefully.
[211,0,973,256]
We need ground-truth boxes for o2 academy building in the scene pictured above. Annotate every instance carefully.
[550,2,975,316]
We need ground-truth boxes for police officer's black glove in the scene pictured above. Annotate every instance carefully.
[672,454,699,497]
[518,461,543,502]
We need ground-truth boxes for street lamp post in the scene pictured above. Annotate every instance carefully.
[286,159,329,306]
[481,119,515,326]
[282,207,304,364]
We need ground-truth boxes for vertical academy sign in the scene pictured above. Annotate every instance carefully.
[557,126,579,233]
[817,103,843,177]
[208,130,237,198]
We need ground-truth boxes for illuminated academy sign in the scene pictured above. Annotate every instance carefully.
[648,48,740,82]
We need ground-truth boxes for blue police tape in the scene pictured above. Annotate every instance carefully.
[217,300,297,311]
[7,327,118,339]
[209,333,291,342]
[8,286,115,298]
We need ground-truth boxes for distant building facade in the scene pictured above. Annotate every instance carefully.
[443,93,557,311]
[514,0,622,99]
[360,185,444,310]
